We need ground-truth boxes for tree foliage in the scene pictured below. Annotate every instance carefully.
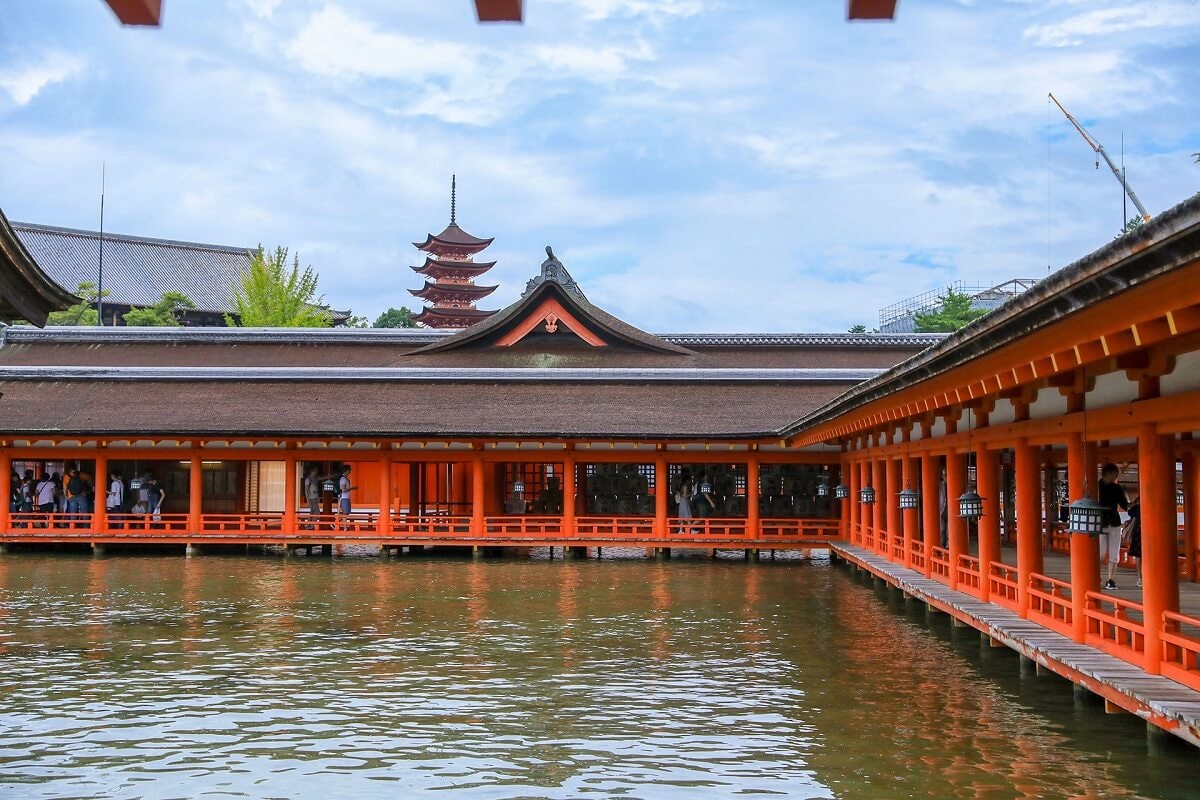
[1116,216,1145,238]
[47,282,107,326]
[226,245,332,327]
[847,324,867,334]
[123,291,195,326]
[913,288,987,333]
[374,307,419,328]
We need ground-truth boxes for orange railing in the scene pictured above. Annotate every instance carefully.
[891,536,906,563]
[989,561,1020,612]
[955,554,982,596]
[8,512,96,535]
[909,540,926,571]
[204,513,284,534]
[667,517,748,538]
[575,516,656,540]
[104,513,192,535]
[929,546,951,582]
[864,525,876,550]
[1085,591,1146,667]
[1046,523,1070,555]
[1161,610,1200,692]
[1027,572,1074,638]
[485,516,565,537]
[760,519,841,541]
[391,515,472,537]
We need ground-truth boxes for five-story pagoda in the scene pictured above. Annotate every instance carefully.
[410,176,498,328]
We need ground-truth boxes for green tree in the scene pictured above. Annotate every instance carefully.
[374,306,419,328]
[913,288,987,333]
[847,324,867,334]
[225,245,332,327]
[344,314,370,328]
[123,291,195,326]
[47,281,107,326]
[1116,216,1145,238]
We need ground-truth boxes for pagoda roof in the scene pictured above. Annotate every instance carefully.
[410,281,498,301]
[413,306,497,328]
[415,246,692,356]
[412,223,494,253]
[412,257,497,277]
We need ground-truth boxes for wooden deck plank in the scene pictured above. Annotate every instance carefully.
[833,543,1200,748]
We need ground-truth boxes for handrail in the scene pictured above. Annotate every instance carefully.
[1027,572,1073,637]
[929,546,951,583]
[1084,590,1146,667]
[667,517,748,537]
[988,561,1020,612]
[908,539,926,570]
[955,554,982,597]
[1161,610,1200,692]
[7,511,96,534]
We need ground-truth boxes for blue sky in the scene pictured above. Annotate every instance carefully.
[1,0,1198,331]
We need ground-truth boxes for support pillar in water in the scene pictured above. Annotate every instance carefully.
[185,544,199,558]
[92,543,105,557]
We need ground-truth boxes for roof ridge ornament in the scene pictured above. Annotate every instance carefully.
[523,245,586,300]
[450,174,456,225]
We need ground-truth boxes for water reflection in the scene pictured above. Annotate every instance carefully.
[0,553,1194,799]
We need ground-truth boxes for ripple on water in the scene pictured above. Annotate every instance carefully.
[0,554,1196,800]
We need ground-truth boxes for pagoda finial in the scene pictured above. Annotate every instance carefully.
[450,174,457,225]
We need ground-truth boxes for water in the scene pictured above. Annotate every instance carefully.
[0,550,1195,800]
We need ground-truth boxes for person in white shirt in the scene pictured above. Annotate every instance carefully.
[35,473,56,513]
[338,466,356,515]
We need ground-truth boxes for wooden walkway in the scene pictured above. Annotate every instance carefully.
[832,542,1200,747]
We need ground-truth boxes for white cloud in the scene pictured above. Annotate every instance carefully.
[1024,2,1200,47]
[0,54,85,106]
[558,0,705,22]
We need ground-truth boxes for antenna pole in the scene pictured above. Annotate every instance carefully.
[450,174,457,225]
[97,163,105,326]
[1121,132,1127,229]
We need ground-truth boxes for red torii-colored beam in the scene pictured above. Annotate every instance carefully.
[104,0,162,26]
[475,0,523,22]
[848,0,897,20]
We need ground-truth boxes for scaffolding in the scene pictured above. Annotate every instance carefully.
[879,279,1040,333]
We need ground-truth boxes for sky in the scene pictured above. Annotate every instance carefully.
[1,0,1198,332]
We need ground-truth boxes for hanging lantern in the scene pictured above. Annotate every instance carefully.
[816,481,830,497]
[958,490,984,519]
[898,487,919,509]
[1067,496,1107,535]
[859,486,876,505]
[1177,487,1185,506]
[512,480,525,494]
[834,482,850,500]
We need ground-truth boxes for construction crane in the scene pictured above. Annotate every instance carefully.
[1049,92,1151,223]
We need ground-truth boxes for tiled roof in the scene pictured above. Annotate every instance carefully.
[11,221,253,314]
[0,211,78,326]
[661,333,948,347]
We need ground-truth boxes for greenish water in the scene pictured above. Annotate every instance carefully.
[0,550,1195,799]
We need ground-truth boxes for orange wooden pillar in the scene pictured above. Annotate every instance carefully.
[1140,424,1179,674]
[654,455,668,540]
[885,454,901,563]
[901,454,918,568]
[93,452,108,535]
[1067,433,1100,642]
[283,450,298,537]
[1014,439,1043,616]
[747,454,760,539]
[871,457,885,553]
[945,448,966,588]
[0,452,10,535]
[564,454,577,535]
[471,454,485,539]
[848,458,860,543]
[920,452,939,577]
[378,453,392,538]
[976,445,1001,603]
[188,456,203,537]
[1183,453,1199,582]
[841,457,852,541]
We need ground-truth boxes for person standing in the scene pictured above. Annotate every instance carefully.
[106,471,125,530]
[303,466,322,516]
[35,472,56,514]
[65,468,88,516]
[694,472,717,519]
[674,476,694,535]
[338,466,356,516]
[1098,463,1129,590]
[1121,485,1142,589]
[147,478,165,522]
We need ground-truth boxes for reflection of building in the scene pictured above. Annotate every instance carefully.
[878,279,1039,333]
[10,220,350,327]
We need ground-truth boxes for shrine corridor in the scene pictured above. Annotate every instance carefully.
[0,552,1196,800]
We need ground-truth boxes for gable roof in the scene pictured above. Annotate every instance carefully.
[0,210,78,326]
[414,247,693,356]
[12,221,253,315]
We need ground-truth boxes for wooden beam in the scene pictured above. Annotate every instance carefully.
[475,0,523,22]
[104,0,162,26]
[848,0,897,20]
